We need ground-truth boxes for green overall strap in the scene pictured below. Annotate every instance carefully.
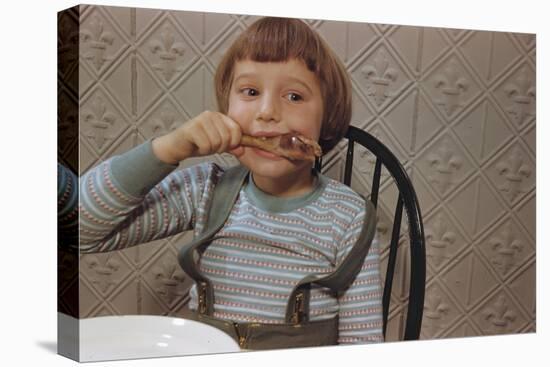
[177,165,250,316]
[285,199,377,323]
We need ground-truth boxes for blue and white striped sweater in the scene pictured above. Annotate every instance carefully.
[71,139,384,344]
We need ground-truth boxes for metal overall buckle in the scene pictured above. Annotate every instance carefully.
[233,322,249,348]
[290,291,306,324]
[198,282,208,314]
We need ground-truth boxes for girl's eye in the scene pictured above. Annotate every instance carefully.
[242,88,258,97]
[287,93,303,102]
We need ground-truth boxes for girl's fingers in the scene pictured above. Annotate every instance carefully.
[229,146,245,157]
[191,125,211,156]
[180,111,243,157]
[212,114,232,153]
[202,117,223,153]
[220,114,242,149]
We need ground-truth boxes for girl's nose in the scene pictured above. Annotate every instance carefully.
[257,93,281,123]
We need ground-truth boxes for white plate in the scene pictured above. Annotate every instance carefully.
[65,314,241,362]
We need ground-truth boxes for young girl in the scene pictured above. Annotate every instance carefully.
[74,17,383,348]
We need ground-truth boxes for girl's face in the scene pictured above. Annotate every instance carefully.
[227,58,324,180]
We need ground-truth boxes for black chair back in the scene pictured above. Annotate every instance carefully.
[316,125,426,340]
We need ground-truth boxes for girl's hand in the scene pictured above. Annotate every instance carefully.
[152,111,244,165]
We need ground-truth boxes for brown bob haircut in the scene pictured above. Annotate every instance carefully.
[214,17,352,154]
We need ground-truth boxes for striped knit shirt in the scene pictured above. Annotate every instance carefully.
[70,139,384,344]
[58,162,79,249]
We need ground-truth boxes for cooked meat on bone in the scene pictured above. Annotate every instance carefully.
[240,133,322,161]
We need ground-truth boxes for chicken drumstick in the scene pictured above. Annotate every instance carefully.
[240,133,322,161]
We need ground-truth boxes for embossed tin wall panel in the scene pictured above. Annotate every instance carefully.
[70,4,536,342]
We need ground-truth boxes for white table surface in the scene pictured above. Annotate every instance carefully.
[58,313,240,362]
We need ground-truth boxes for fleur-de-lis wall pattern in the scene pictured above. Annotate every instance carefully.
[504,66,535,126]
[149,26,187,82]
[81,16,115,71]
[422,288,453,337]
[361,49,399,106]
[482,295,518,333]
[82,95,118,150]
[496,146,532,202]
[427,136,464,195]
[426,212,458,267]
[152,260,189,307]
[434,59,470,116]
